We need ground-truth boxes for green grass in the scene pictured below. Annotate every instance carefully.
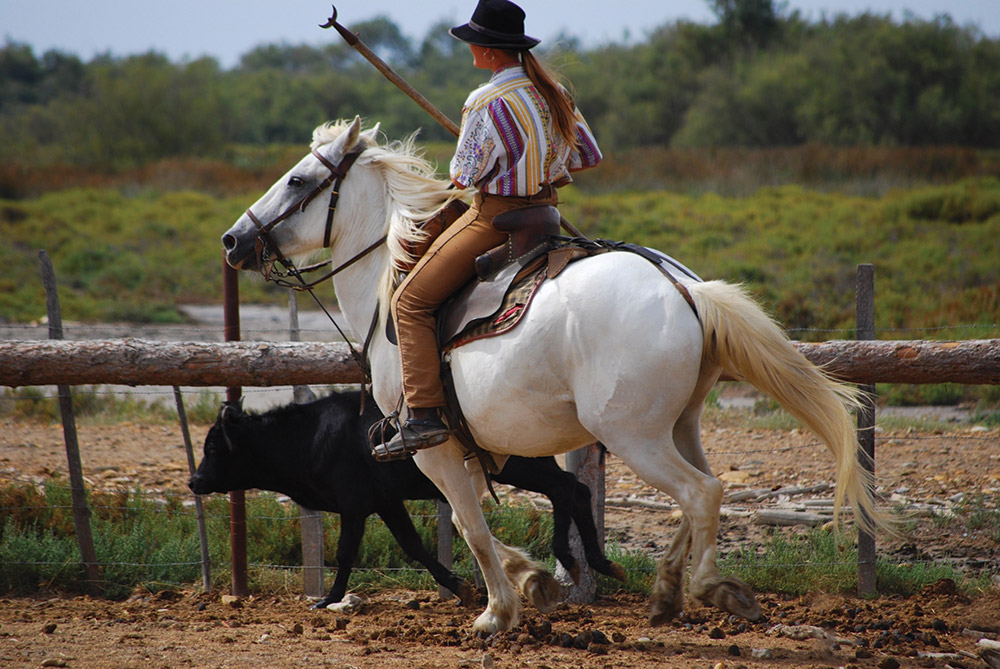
[2,480,994,602]
[0,386,224,425]
[3,174,998,342]
[719,526,989,597]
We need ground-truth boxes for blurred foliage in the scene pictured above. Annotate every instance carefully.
[1,176,997,345]
[2,4,1000,170]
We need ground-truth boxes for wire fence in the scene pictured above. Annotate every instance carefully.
[2,308,998,594]
[1,424,997,583]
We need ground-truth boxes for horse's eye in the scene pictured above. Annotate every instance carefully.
[288,176,306,188]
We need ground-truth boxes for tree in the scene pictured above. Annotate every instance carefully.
[708,0,783,51]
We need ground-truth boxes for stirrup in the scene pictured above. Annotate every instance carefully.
[371,418,450,462]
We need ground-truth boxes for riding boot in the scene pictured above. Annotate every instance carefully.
[372,407,450,462]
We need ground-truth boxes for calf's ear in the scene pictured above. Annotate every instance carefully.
[219,400,244,453]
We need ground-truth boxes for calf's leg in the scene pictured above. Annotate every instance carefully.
[312,512,366,609]
[377,501,476,606]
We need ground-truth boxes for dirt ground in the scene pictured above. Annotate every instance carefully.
[1,400,999,668]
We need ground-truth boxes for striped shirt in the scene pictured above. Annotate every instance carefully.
[449,65,602,197]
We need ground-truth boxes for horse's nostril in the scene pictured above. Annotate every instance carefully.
[222,234,237,251]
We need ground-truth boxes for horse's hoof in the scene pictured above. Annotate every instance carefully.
[310,599,332,610]
[524,571,561,613]
[648,564,684,626]
[648,593,683,627]
[473,609,511,634]
[699,577,762,621]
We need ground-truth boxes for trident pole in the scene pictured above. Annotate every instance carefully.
[320,5,587,239]
[321,6,460,137]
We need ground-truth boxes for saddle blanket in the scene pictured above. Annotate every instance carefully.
[443,262,548,352]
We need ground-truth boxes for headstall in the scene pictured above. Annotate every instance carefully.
[242,147,385,397]
[244,148,365,284]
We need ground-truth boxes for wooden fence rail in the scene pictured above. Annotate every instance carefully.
[2,338,998,388]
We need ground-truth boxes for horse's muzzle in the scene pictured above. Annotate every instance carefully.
[222,232,260,271]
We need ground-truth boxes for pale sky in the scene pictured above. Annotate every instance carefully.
[3,0,996,68]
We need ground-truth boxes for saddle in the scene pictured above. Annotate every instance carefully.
[438,205,562,345]
[386,203,565,346]
[381,205,701,477]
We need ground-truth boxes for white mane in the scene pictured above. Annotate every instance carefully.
[311,120,465,311]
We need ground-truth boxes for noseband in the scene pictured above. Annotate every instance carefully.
[245,148,363,278]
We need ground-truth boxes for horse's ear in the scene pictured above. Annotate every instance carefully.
[344,115,362,151]
[360,122,381,146]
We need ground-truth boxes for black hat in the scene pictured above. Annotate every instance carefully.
[449,0,540,50]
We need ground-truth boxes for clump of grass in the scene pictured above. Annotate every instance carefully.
[936,494,1000,545]
[600,544,655,595]
[721,526,971,597]
[878,382,967,407]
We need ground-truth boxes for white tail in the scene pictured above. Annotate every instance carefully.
[689,280,889,534]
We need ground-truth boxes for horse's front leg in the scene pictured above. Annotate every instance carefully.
[414,444,521,633]
[468,458,562,612]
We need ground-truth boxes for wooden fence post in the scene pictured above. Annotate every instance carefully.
[38,250,101,593]
[174,387,212,592]
[557,444,606,603]
[856,264,877,595]
[289,290,325,599]
[223,258,249,598]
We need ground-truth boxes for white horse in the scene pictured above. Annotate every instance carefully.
[222,117,887,633]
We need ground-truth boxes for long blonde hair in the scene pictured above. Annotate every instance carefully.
[519,50,580,150]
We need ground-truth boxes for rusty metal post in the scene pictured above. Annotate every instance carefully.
[856,264,877,595]
[223,258,249,598]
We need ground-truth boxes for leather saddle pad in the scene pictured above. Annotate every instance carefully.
[439,258,551,352]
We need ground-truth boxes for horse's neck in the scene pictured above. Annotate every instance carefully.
[330,250,383,341]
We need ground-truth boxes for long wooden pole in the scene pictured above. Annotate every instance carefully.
[321,6,460,137]
[3,338,997,387]
[175,387,212,592]
[289,290,325,600]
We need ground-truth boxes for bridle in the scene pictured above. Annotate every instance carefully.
[242,145,387,396]
[244,147,368,283]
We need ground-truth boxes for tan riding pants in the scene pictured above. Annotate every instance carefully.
[391,186,559,408]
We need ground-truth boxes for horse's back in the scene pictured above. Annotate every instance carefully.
[449,251,705,455]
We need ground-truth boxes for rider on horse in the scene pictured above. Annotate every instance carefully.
[377,0,603,461]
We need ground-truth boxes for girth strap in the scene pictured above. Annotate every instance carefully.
[440,358,502,504]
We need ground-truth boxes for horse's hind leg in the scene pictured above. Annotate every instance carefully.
[671,400,761,622]
[414,445,521,633]
[649,515,691,625]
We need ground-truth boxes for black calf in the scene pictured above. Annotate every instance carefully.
[189,389,622,609]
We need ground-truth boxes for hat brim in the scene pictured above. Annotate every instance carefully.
[449,24,540,49]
